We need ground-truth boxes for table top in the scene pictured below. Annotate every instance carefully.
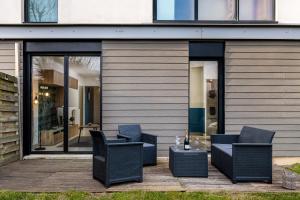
[170,146,207,154]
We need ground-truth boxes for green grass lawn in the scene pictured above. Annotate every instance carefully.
[289,163,300,175]
[0,191,300,200]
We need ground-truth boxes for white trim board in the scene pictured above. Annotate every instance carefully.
[1,26,300,39]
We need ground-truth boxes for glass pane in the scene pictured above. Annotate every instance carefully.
[27,0,58,22]
[157,0,195,20]
[31,56,64,152]
[198,0,236,20]
[239,0,273,21]
[189,61,218,151]
[68,56,101,152]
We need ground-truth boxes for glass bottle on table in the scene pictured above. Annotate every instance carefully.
[184,129,191,150]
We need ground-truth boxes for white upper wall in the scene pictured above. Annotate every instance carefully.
[276,0,300,24]
[59,0,153,24]
[1,0,300,24]
[0,0,22,24]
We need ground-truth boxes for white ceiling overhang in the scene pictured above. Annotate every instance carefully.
[1,25,300,40]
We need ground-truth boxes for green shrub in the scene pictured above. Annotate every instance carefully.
[289,163,300,175]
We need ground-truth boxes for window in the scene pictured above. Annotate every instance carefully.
[26,0,58,23]
[155,0,275,22]
[156,0,195,20]
[198,0,236,21]
[239,0,274,21]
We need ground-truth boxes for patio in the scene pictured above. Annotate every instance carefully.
[0,159,298,192]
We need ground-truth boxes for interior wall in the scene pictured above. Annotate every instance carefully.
[190,67,204,108]
[32,79,39,146]
[93,87,100,124]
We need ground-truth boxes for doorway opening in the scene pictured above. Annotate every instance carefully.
[189,61,220,150]
[30,55,101,153]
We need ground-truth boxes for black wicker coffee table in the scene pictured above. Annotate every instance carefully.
[169,146,208,177]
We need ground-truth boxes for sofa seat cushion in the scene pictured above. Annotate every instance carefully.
[238,126,275,143]
[212,144,232,156]
[211,144,233,179]
[94,155,105,162]
[143,142,155,148]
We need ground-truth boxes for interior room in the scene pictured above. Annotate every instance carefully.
[31,56,101,152]
[189,61,218,150]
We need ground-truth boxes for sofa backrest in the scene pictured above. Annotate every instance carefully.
[238,126,275,143]
[118,124,142,142]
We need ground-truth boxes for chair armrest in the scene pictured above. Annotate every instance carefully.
[211,134,239,144]
[141,133,157,145]
[233,143,272,147]
[232,143,273,156]
[106,142,144,156]
[106,142,143,147]
[106,138,127,144]
[232,143,272,162]
[117,134,132,142]
[106,142,144,172]
[231,143,273,180]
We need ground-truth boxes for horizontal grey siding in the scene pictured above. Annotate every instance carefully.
[225,41,300,157]
[102,41,189,156]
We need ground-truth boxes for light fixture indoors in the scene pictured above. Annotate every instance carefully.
[34,95,39,105]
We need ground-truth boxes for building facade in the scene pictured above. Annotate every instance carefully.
[0,0,300,158]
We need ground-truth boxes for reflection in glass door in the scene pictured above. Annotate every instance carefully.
[31,56,64,152]
[189,61,218,150]
[68,56,101,152]
[31,55,101,153]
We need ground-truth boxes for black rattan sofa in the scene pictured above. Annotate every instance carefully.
[118,124,157,166]
[211,126,275,183]
[90,130,143,187]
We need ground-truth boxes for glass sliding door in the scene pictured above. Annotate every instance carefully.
[31,55,101,153]
[68,56,101,152]
[31,56,65,152]
[189,61,218,150]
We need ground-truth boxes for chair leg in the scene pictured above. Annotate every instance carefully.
[78,128,82,143]
[232,180,237,184]
[137,178,143,183]
[104,181,111,188]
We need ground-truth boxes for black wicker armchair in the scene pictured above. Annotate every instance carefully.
[90,130,143,187]
[211,126,275,183]
[118,124,157,166]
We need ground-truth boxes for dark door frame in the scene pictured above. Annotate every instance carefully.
[189,42,225,136]
[23,41,102,155]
